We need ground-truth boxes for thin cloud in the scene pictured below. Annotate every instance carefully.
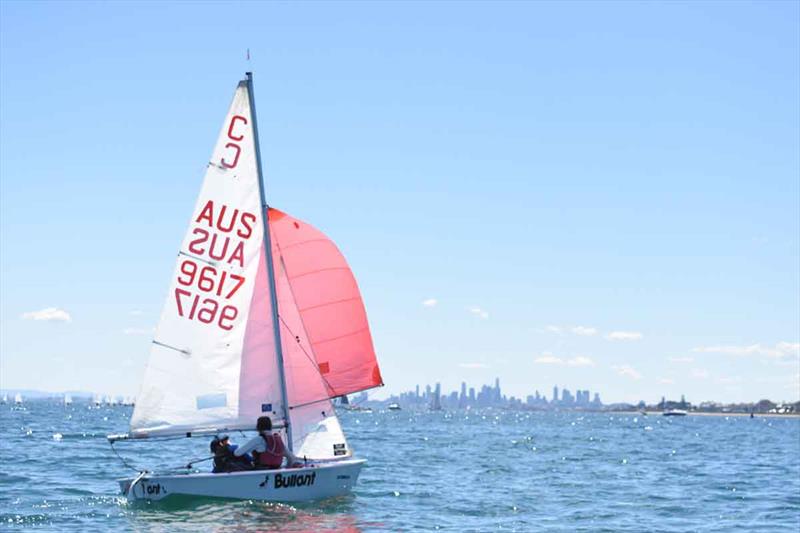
[535,355,562,365]
[21,307,71,322]
[534,354,595,367]
[458,363,489,369]
[130,309,144,316]
[613,364,642,380]
[422,298,438,308]
[692,342,799,359]
[468,307,489,320]
[658,378,675,385]
[690,368,710,380]
[667,356,694,364]
[544,325,598,337]
[123,327,154,336]
[571,326,598,337]
[606,331,643,341]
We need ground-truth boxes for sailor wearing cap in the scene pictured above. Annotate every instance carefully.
[210,433,253,473]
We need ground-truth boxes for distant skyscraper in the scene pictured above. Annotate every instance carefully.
[415,385,420,398]
[432,383,442,410]
[553,386,559,403]
[562,388,574,405]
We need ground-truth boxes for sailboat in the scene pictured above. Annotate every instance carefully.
[14,393,23,405]
[64,394,73,406]
[109,73,383,502]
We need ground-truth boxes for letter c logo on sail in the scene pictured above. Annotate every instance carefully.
[221,115,248,169]
[227,115,247,141]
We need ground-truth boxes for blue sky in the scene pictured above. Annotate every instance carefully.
[1,1,798,404]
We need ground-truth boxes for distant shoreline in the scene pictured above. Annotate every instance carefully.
[619,410,800,419]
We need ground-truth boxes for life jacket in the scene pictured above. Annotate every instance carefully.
[253,432,284,469]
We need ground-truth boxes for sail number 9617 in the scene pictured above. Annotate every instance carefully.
[174,288,238,330]
[177,259,245,298]
[173,259,243,330]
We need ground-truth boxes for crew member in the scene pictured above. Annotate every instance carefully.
[210,434,253,473]
[234,416,302,470]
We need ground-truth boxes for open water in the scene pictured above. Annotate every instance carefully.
[0,400,798,532]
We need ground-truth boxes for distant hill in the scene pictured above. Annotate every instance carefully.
[0,389,95,399]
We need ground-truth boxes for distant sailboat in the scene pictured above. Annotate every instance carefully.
[109,73,384,503]
[64,394,73,406]
[1,394,7,404]
[14,393,23,405]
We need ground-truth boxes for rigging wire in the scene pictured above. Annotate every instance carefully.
[109,440,144,473]
[272,243,338,401]
[277,314,337,400]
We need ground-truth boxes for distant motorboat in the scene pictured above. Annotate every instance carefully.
[387,403,401,411]
[663,409,688,417]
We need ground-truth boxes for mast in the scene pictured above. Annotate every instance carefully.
[245,71,293,450]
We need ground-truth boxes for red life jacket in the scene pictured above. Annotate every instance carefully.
[253,433,284,469]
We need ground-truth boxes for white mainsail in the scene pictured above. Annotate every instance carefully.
[130,81,282,438]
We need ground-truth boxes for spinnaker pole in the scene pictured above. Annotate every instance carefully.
[245,71,293,450]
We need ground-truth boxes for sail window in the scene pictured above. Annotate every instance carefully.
[196,393,227,410]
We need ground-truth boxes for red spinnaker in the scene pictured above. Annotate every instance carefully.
[269,208,383,401]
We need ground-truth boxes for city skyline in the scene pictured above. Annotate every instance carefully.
[365,377,798,412]
[385,377,605,410]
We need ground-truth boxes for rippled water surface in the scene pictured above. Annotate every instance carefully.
[1,401,798,531]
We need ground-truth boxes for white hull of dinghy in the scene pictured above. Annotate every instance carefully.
[118,459,365,502]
